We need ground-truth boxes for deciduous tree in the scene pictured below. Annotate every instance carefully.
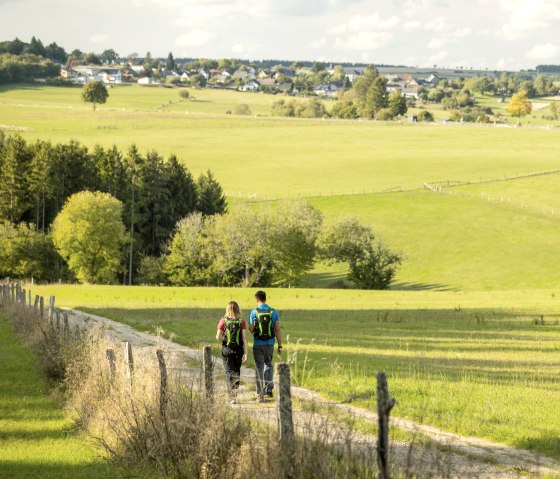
[81,81,109,110]
[507,90,532,125]
[318,216,401,290]
[51,191,126,283]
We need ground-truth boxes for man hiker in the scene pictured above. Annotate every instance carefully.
[248,290,282,402]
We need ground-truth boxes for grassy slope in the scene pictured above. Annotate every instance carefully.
[454,172,560,212]
[29,285,560,459]
[0,311,112,479]
[2,85,560,198]
[306,190,560,290]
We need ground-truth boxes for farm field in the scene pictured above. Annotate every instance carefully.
[29,284,560,460]
[2,85,560,198]
[453,172,560,213]
[0,312,112,478]
[306,189,560,290]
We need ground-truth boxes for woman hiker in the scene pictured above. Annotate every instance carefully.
[216,301,247,404]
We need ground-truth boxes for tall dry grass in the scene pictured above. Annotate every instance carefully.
[1,295,446,479]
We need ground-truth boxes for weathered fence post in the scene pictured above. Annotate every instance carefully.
[34,295,39,314]
[49,296,55,323]
[39,296,44,320]
[63,313,70,338]
[106,349,116,383]
[28,290,31,308]
[203,345,213,399]
[55,310,61,331]
[277,362,295,477]
[75,324,81,340]
[156,350,168,416]
[377,372,396,479]
[21,288,26,307]
[11,283,15,302]
[123,341,134,387]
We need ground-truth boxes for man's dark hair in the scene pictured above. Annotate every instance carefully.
[255,290,266,302]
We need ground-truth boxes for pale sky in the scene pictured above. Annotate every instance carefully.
[2,0,560,70]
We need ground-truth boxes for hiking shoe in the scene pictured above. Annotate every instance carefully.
[230,399,237,405]
[266,390,274,399]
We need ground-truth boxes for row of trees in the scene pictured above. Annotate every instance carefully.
[156,202,402,289]
[0,134,226,282]
[270,67,411,121]
[46,193,401,289]
[0,53,60,84]
[326,66,409,120]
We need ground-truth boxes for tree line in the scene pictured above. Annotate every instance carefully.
[48,193,401,289]
[0,133,226,283]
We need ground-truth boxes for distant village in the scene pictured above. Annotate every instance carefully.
[61,62,474,100]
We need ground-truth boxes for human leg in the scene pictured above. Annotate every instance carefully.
[263,345,274,393]
[222,347,238,396]
[253,345,265,395]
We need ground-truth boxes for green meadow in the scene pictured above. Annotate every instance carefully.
[5,84,560,461]
[2,84,560,198]
[0,312,112,478]
[3,84,560,290]
[29,285,560,460]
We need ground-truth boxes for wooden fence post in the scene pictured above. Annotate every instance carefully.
[11,283,15,302]
[123,341,134,387]
[75,324,81,340]
[34,295,39,314]
[203,345,213,399]
[28,290,31,308]
[39,296,44,320]
[55,310,61,331]
[49,296,55,323]
[156,350,168,416]
[277,362,295,477]
[377,372,395,479]
[63,313,70,338]
[106,349,116,383]
[21,289,26,307]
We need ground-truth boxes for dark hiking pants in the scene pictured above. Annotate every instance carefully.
[221,346,243,394]
[253,344,274,395]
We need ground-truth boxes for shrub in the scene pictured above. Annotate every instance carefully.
[417,110,434,122]
[179,89,190,99]
[375,108,394,121]
[233,103,252,115]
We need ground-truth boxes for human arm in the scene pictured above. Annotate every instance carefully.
[274,317,282,355]
[241,327,248,362]
[216,318,225,342]
[216,328,224,342]
[248,310,256,334]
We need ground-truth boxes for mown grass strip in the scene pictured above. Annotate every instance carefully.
[0,311,113,479]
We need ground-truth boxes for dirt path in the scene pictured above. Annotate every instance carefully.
[67,308,560,479]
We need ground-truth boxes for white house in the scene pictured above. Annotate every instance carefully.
[239,79,260,92]
[314,83,340,97]
[138,77,159,85]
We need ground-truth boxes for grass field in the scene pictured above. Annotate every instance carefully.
[0,311,112,479]
[2,84,560,198]
[5,82,560,464]
[29,284,560,460]
[306,189,560,290]
[3,84,560,290]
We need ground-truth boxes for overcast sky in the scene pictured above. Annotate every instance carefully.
[2,0,560,70]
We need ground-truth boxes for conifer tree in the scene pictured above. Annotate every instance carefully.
[197,170,227,216]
